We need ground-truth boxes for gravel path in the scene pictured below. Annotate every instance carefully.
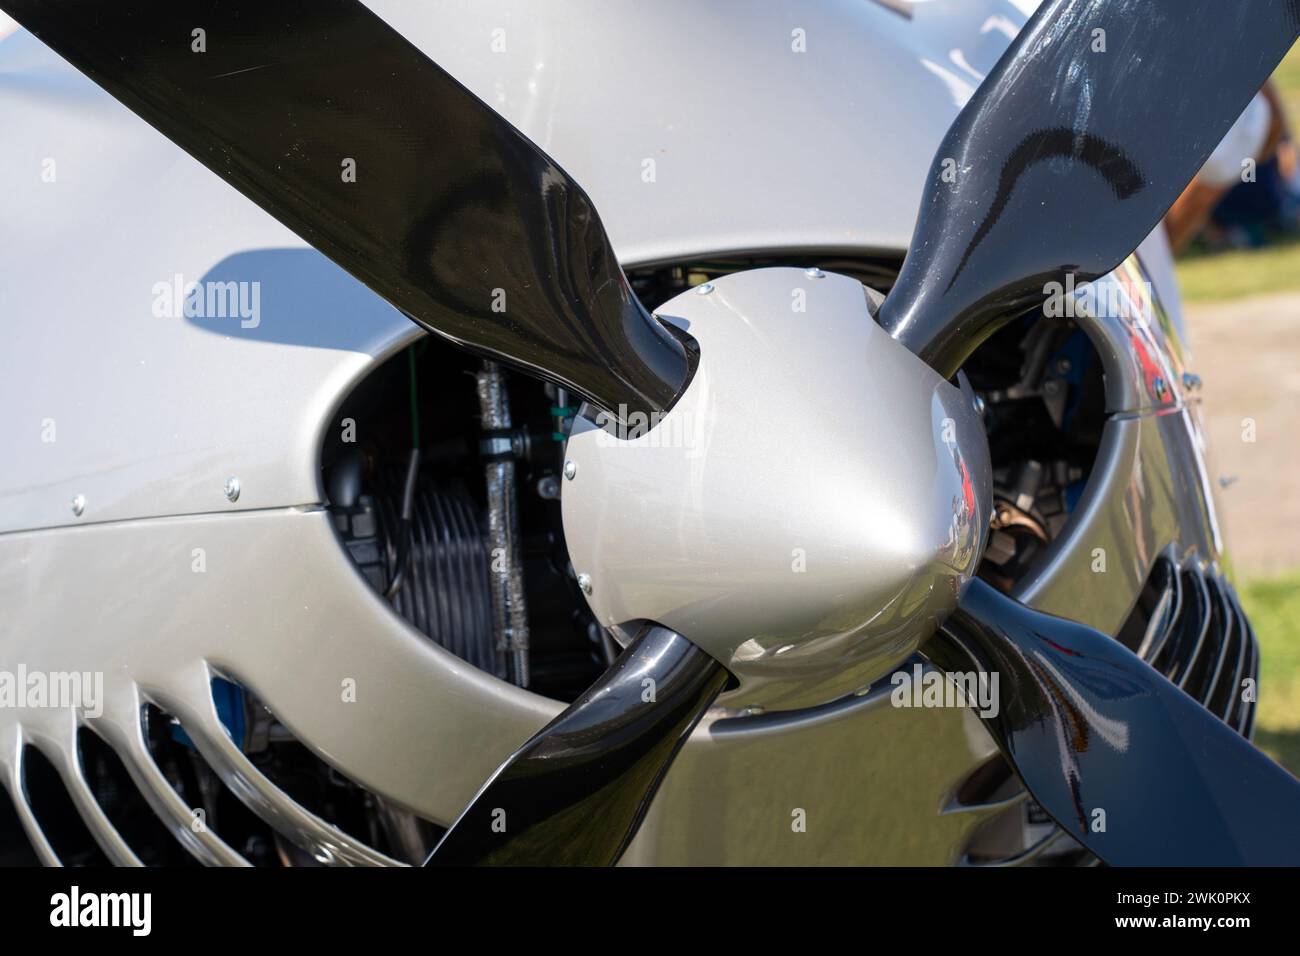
[1186,291,1300,576]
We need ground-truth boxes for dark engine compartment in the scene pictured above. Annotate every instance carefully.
[322,340,608,701]
[321,254,1108,704]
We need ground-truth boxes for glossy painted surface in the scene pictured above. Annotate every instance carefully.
[376,0,1034,266]
[0,1,1050,536]
[0,0,1243,866]
[2,0,690,417]
[1073,253,1186,415]
[427,625,726,866]
[1011,236,1219,634]
[0,3,1033,866]
[0,503,1003,865]
[562,269,991,710]
[0,24,422,535]
[931,579,1300,865]
[881,0,1300,377]
[0,508,564,863]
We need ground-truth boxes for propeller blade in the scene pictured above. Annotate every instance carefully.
[426,625,726,866]
[928,579,1300,865]
[2,0,691,418]
[879,0,1300,377]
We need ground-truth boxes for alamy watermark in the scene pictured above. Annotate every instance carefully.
[0,666,103,717]
[1042,272,1152,321]
[152,273,261,328]
[50,886,150,936]
[593,405,703,451]
[890,663,999,718]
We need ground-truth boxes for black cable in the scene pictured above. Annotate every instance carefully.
[385,348,422,600]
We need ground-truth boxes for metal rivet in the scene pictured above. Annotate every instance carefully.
[577,573,593,595]
[805,267,825,278]
[695,282,715,295]
[223,476,241,502]
[563,459,578,480]
[70,494,86,517]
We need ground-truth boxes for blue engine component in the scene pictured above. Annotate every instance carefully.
[170,678,247,750]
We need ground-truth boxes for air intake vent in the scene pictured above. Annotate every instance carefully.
[1134,554,1259,735]
[0,677,438,867]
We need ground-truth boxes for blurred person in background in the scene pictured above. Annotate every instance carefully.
[1166,80,1298,252]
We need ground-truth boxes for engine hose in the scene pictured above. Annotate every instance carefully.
[383,447,421,600]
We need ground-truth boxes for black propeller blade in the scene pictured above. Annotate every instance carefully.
[880,0,1300,865]
[926,580,1300,866]
[880,0,1300,377]
[426,625,727,866]
[1,0,691,419]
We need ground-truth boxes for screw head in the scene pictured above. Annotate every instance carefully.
[805,267,825,279]
[223,476,241,502]
[695,282,715,295]
[563,459,577,480]
[536,476,560,500]
[70,494,86,517]
[577,573,593,595]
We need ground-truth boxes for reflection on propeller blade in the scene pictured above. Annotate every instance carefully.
[927,579,1300,865]
[881,0,1300,377]
[426,625,726,866]
[1,0,692,418]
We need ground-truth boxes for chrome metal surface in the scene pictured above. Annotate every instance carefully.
[1013,409,1221,637]
[0,1,1239,866]
[562,268,991,710]
[0,507,563,858]
[0,500,1008,866]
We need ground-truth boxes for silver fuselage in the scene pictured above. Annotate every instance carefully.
[0,0,1218,864]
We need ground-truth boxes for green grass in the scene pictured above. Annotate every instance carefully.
[1239,572,1300,776]
[1275,41,1300,127]
[1173,45,1300,303]
[1176,235,1300,302]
